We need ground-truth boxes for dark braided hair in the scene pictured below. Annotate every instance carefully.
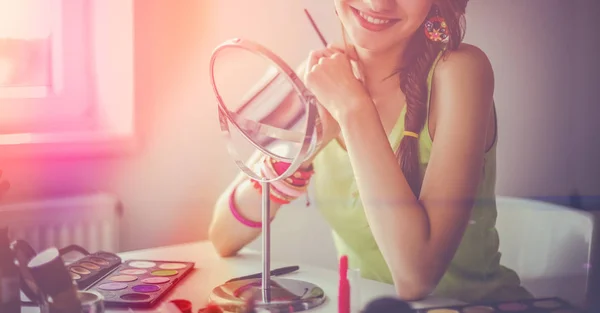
[340,1,470,196]
[396,0,469,196]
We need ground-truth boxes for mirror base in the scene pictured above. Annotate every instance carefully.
[208,277,327,312]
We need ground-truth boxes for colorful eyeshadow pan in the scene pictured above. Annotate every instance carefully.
[129,261,156,268]
[71,272,81,280]
[462,306,494,313]
[109,275,138,282]
[85,259,194,308]
[88,257,110,266]
[120,269,147,275]
[151,270,178,277]
[159,263,187,270]
[120,293,151,301]
[141,277,170,284]
[419,298,580,313]
[132,285,161,293]
[497,302,528,311]
[71,266,91,275]
[98,253,120,260]
[152,270,179,276]
[98,283,129,291]
[80,262,101,270]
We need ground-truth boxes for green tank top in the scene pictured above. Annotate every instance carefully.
[312,50,531,303]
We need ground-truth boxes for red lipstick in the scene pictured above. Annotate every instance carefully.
[350,7,399,32]
[339,255,350,313]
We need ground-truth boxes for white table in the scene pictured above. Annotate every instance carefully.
[22,241,463,312]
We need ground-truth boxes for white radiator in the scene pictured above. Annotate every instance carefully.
[0,193,123,254]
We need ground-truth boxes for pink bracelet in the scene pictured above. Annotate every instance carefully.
[261,162,306,198]
[229,184,275,228]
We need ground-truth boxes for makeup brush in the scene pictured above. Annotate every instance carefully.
[304,9,328,47]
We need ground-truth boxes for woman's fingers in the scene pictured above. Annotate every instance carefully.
[307,49,336,72]
[326,42,346,53]
[327,42,357,61]
[306,41,358,74]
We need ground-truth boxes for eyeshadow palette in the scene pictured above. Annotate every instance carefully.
[20,251,125,304]
[416,297,587,313]
[84,259,195,308]
[66,251,122,289]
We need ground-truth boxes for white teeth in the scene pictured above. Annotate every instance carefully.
[358,11,391,25]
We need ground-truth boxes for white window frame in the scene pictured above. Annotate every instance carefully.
[0,0,135,158]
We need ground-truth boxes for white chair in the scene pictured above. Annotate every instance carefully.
[495,196,597,308]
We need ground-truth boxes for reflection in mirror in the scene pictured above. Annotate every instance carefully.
[224,110,265,178]
[212,45,309,163]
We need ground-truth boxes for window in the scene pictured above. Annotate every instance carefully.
[0,0,134,157]
[0,8,50,98]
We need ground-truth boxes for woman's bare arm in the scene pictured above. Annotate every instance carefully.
[208,60,310,256]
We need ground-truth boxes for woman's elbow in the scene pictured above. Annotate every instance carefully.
[211,242,237,258]
[208,231,238,257]
[208,221,238,258]
[393,275,436,301]
[395,284,434,301]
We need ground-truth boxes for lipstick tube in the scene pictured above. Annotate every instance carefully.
[338,255,350,313]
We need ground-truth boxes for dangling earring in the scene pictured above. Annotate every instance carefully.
[424,6,449,43]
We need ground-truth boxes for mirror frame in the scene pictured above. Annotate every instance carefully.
[209,38,322,182]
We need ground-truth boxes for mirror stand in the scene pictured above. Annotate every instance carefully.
[208,182,326,312]
[208,37,327,312]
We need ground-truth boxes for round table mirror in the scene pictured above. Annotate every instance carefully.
[208,38,326,312]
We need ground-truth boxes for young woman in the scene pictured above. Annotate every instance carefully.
[209,0,532,303]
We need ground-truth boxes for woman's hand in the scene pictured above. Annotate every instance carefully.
[299,44,358,167]
[303,44,371,124]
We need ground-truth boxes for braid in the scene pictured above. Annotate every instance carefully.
[396,2,467,197]
[338,1,468,197]
[396,34,440,196]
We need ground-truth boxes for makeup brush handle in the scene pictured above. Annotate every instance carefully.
[226,265,300,283]
[304,9,328,47]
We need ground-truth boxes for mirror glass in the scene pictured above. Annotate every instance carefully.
[211,42,319,180]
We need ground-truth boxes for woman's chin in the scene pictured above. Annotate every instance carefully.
[349,37,391,53]
[347,32,411,57]
[344,29,392,51]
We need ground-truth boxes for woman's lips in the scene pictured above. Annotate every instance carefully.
[350,7,400,32]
